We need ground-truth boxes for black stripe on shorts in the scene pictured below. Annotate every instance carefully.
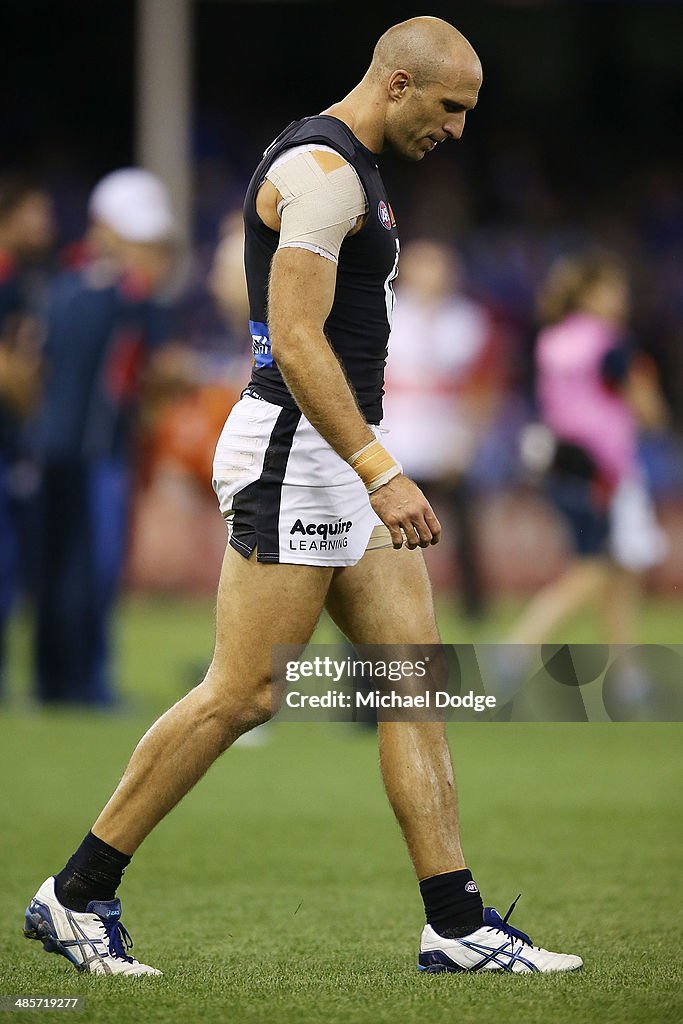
[230,406,301,563]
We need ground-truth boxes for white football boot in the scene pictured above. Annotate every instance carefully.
[24,877,162,975]
[419,896,583,974]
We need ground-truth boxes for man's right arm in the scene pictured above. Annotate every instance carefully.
[267,244,440,549]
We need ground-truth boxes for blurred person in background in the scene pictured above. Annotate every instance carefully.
[207,209,250,331]
[382,239,499,618]
[33,168,178,706]
[143,209,250,510]
[130,211,249,594]
[0,177,55,697]
[509,253,668,646]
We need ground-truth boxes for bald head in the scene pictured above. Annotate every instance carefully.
[370,16,481,89]
[324,15,481,159]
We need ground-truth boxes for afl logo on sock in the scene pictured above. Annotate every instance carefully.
[378,200,392,231]
[465,881,479,893]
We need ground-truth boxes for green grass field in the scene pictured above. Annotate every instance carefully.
[1,596,682,1023]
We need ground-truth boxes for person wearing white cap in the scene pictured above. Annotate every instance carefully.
[89,168,176,246]
[31,168,177,706]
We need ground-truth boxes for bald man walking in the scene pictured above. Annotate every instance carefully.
[24,18,582,975]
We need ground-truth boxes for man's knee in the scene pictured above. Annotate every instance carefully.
[234,683,276,734]
[199,667,276,746]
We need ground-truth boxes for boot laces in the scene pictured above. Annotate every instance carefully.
[100,917,135,962]
[492,894,533,947]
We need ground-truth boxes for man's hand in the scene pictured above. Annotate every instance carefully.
[370,475,441,549]
[0,316,42,417]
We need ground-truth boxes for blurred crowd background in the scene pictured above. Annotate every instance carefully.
[1,0,682,705]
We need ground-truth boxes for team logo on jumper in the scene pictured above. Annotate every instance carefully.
[289,518,352,552]
[249,320,273,368]
[465,881,479,893]
[377,200,393,231]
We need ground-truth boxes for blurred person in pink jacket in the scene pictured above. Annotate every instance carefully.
[510,253,667,645]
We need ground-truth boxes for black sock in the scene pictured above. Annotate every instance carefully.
[419,868,484,938]
[53,832,132,912]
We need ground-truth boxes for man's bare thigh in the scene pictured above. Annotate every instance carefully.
[212,545,333,683]
[325,546,441,644]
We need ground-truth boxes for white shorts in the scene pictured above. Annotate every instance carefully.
[212,394,390,566]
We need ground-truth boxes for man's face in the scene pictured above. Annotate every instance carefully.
[4,192,55,258]
[385,56,482,161]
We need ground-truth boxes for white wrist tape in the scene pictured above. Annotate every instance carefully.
[366,465,402,494]
[266,149,368,264]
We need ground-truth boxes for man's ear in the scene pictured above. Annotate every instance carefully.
[387,69,412,102]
